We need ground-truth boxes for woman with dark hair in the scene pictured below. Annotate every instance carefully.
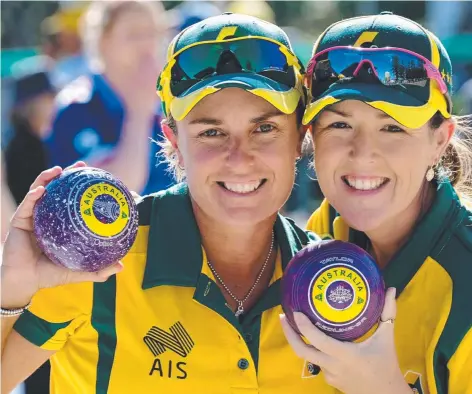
[283,12,472,394]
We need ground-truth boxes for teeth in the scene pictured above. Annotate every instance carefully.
[345,176,386,191]
[223,181,262,194]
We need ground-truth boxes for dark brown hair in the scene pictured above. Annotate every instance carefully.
[431,112,472,199]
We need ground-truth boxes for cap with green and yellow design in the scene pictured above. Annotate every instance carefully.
[303,12,453,129]
[157,13,305,121]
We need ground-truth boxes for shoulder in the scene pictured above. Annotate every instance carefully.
[432,202,472,280]
[306,199,341,240]
[134,184,186,226]
[127,184,184,255]
[430,203,472,364]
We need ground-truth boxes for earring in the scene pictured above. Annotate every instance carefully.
[426,166,435,182]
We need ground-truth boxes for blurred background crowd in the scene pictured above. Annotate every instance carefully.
[1,1,472,391]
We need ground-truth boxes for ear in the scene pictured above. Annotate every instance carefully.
[161,119,185,166]
[161,120,178,148]
[433,119,455,163]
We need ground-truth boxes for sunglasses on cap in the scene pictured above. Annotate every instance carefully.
[302,46,452,128]
[307,46,450,103]
[157,36,305,120]
[169,36,303,96]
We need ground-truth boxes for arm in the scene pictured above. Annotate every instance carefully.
[1,329,55,393]
[89,113,153,193]
[1,154,17,242]
[90,71,161,194]
[1,164,122,390]
[49,98,154,193]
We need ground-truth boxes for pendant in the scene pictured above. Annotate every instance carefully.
[235,302,244,317]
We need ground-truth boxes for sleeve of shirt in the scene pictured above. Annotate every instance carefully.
[447,326,472,394]
[13,281,93,351]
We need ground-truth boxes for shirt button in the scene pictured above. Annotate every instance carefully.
[307,362,321,375]
[237,358,250,370]
[244,333,253,342]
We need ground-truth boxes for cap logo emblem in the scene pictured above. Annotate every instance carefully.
[353,31,379,47]
[216,26,238,40]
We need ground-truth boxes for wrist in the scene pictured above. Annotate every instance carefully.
[1,267,37,309]
[1,297,33,310]
[0,300,32,317]
[385,376,413,394]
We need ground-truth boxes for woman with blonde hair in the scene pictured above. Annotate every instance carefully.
[1,13,366,394]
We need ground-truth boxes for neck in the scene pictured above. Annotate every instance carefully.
[192,203,277,282]
[366,183,435,268]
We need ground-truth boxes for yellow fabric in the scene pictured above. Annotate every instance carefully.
[306,201,472,394]
[303,96,340,126]
[16,223,342,393]
[448,327,472,394]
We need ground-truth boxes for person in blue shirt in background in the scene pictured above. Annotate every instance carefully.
[46,0,174,195]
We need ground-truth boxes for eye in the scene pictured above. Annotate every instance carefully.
[255,123,276,133]
[199,129,223,137]
[382,124,405,133]
[329,121,351,129]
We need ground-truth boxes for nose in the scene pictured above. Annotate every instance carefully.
[348,130,378,165]
[225,138,255,173]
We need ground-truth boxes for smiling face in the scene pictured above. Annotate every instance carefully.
[171,88,303,226]
[312,100,451,233]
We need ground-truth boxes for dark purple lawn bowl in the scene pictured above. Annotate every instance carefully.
[281,239,385,342]
[33,167,138,272]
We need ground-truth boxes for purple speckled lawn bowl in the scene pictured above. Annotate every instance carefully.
[33,167,138,272]
[281,239,385,342]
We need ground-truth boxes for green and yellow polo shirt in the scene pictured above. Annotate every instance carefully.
[15,184,341,394]
[306,181,472,394]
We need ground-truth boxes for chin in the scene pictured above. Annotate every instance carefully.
[335,206,387,233]
[216,206,276,227]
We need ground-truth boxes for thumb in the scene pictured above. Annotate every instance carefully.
[11,186,46,231]
[65,261,124,284]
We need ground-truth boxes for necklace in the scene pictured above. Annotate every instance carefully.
[207,231,274,317]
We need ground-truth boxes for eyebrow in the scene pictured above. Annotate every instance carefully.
[188,109,285,126]
[188,117,223,126]
[250,109,285,123]
[325,107,390,119]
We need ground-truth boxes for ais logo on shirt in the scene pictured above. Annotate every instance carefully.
[144,322,194,379]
